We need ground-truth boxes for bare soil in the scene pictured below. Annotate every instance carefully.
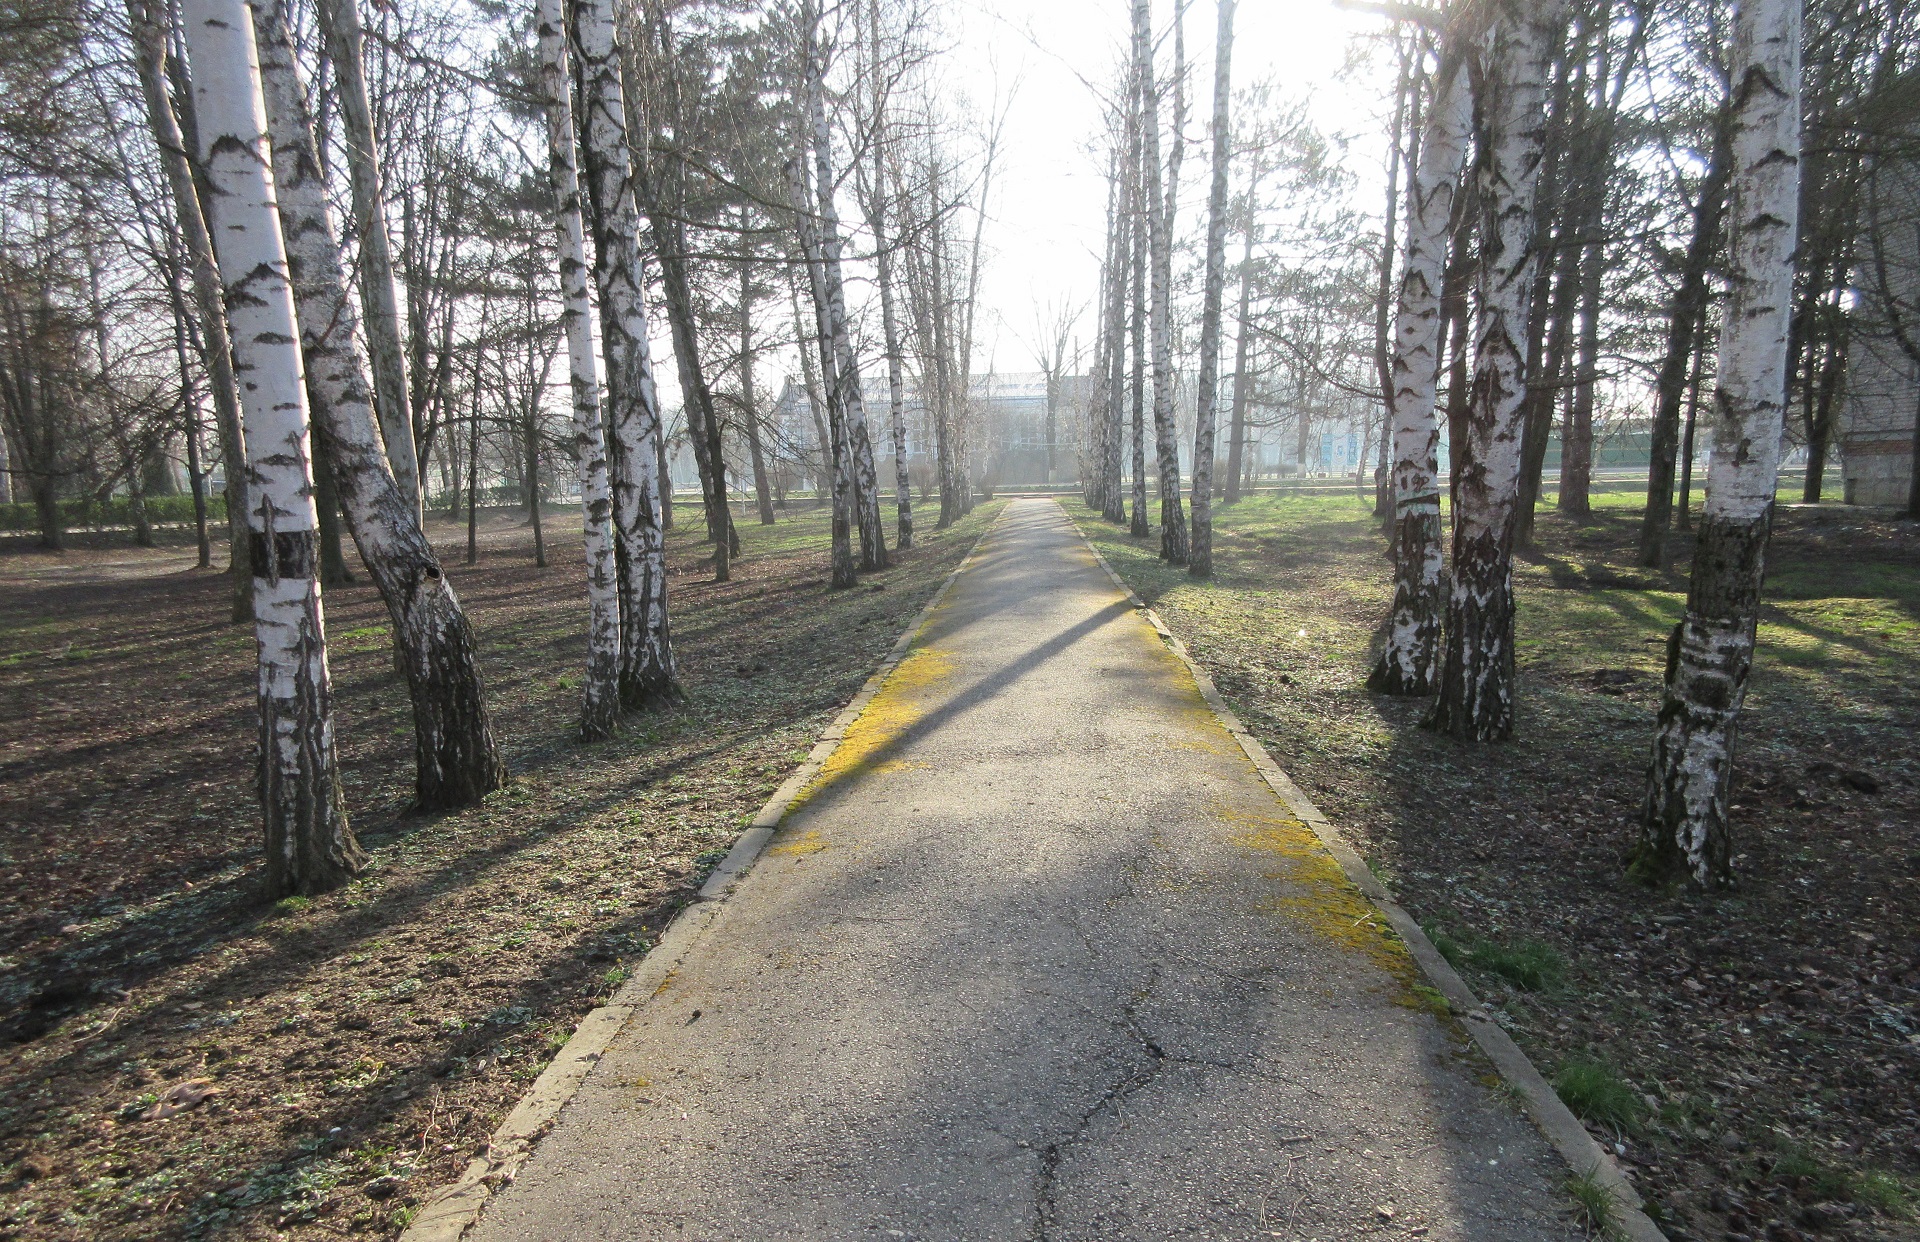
[0,500,1000,1240]
[1083,492,1920,1242]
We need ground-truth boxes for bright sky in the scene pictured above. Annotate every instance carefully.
[946,0,1398,370]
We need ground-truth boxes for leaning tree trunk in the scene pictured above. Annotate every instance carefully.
[181,0,360,896]
[127,0,251,621]
[1638,0,1801,889]
[1136,0,1188,564]
[1429,0,1565,742]
[537,0,620,740]
[645,206,734,578]
[804,21,887,571]
[1370,43,1472,697]
[1188,0,1235,579]
[313,0,419,522]
[253,0,507,808]
[1639,114,1731,567]
[571,0,677,709]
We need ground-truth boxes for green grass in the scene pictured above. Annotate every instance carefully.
[1553,1057,1645,1132]
[1420,919,1565,991]
[1565,1169,1628,1240]
[1467,936,1567,992]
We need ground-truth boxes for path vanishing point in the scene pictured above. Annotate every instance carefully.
[459,498,1585,1241]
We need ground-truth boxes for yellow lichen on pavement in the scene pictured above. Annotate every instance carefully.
[784,641,956,815]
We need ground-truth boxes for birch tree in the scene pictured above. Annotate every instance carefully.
[1136,0,1188,564]
[179,0,360,894]
[537,0,620,740]
[802,4,887,571]
[1428,0,1566,742]
[1187,0,1235,579]
[788,148,859,588]
[124,0,251,622]
[571,0,677,709]
[312,0,419,522]
[1636,0,1802,889]
[1370,32,1473,696]
[861,0,911,549]
[251,0,506,808]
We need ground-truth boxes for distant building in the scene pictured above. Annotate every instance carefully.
[1840,153,1919,507]
[765,371,1090,489]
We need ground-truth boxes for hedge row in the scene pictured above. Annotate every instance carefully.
[0,493,227,533]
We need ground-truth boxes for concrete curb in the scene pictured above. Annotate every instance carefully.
[1067,509,1667,1242]
[399,510,1007,1242]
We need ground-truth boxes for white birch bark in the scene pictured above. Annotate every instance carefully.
[864,0,912,550]
[805,13,887,570]
[1371,44,1472,696]
[1135,0,1187,562]
[788,148,859,588]
[1639,0,1802,888]
[571,0,677,707]
[537,0,621,741]
[1188,0,1234,578]
[180,0,359,895]
[313,0,418,521]
[252,0,506,808]
[1430,0,1566,741]
[126,0,252,620]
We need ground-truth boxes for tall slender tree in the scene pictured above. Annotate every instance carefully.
[313,0,419,521]
[1371,26,1474,697]
[572,0,677,709]
[179,0,360,895]
[1429,0,1567,742]
[1137,0,1188,563]
[251,0,507,808]
[1637,0,1802,889]
[125,0,251,621]
[537,0,620,740]
[1188,0,1235,578]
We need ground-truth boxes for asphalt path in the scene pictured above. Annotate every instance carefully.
[468,498,1581,1241]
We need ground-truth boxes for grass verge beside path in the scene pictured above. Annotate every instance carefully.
[0,500,1001,1241]
[1079,493,1920,1242]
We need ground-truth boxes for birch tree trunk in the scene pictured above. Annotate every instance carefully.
[1370,46,1472,696]
[1637,0,1802,890]
[1128,58,1150,540]
[253,0,507,807]
[1100,145,1131,524]
[181,0,360,896]
[789,153,859,588]
[866,138,912,549]
[127,0,251,621]
[571,0,677,709]
[1188,0,1234,578]
[1640,115,1731,567]
[804,13,887,571]
[646,206,734,578]
[537,0,620,740]
[1373,47,1412,520]
[1429,0,1565,742]
[1223,198,1255,505]
[736,231,776,526]
[313,0,418,522]
[1136,0,1188,563]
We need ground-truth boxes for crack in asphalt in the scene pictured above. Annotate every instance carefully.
[1028,966,1172,1242]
